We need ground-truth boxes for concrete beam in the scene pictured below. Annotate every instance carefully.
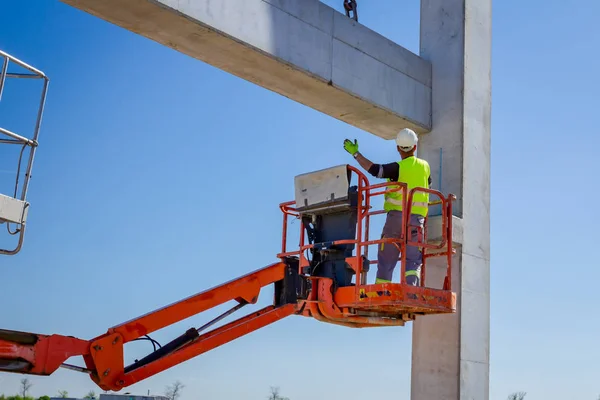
[60,0,432,139]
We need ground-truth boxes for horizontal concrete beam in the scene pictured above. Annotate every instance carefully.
[61,0,432,138]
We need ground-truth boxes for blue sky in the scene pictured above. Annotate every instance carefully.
[1,1,599,399]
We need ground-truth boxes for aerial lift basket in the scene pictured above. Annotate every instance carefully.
[278,164,456,326]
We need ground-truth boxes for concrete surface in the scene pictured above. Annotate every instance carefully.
[425,215,463,249]
[412,1,491,399]
[60,0,432,139]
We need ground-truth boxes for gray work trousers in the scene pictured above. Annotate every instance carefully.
[376,210,424,285]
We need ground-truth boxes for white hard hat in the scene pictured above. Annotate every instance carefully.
[395,128,418,151]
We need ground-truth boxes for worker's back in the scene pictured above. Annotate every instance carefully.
[398,156,430,190]
[384,156,430,216]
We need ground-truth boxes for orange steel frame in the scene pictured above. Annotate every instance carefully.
[0,165,456,391]
[277,165,456,327]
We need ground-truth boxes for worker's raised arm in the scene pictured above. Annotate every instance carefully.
[343,139,400,181]
[343,138,373,170]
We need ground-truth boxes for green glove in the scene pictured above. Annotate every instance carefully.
[343,139,359,156]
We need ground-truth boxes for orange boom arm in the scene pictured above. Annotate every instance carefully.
[0,261,304,391]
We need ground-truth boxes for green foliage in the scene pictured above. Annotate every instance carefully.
[4,396,35,400]
[0,395,53,400]
[84,391,96,400]
[57,391,69,399]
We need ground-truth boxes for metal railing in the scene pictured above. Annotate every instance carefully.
[277,165,456,291]
[0,49,49,255]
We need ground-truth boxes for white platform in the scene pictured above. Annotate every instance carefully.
[0,194,28,224]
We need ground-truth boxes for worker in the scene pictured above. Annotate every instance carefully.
[343,128,431,286]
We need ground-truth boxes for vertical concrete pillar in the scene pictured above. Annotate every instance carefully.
[411,1,491,399]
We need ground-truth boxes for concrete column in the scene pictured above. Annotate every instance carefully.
[411,1,491,399]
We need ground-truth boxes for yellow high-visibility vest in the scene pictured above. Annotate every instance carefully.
[383,156,430,217]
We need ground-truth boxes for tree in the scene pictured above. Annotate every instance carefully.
[268,386,289,400]
[38,396,51,400]
[84,391,96,400]
[507,392,526,400]
[57,390,69,398]
[164,381,184,400]
[20,378,33,398]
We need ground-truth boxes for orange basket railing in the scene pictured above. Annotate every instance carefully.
[277,165,456,291]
